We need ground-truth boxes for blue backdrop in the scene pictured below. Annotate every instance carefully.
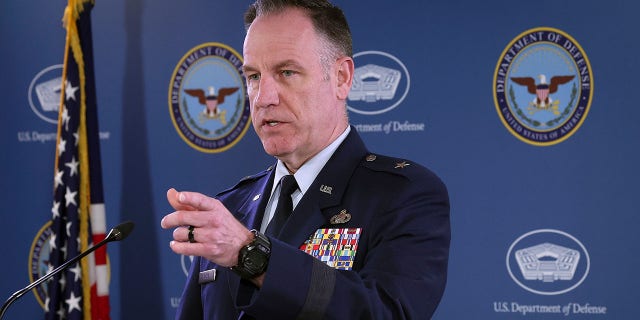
[2,0,639,318]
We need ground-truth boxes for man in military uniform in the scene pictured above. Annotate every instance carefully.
[160,0,450,318]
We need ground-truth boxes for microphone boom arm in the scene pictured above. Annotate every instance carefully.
[0,221,134,319]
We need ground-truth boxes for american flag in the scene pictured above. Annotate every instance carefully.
[45,0,111,319]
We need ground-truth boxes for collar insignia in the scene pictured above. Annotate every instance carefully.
[320,184,333,195]
[395,161,410,169]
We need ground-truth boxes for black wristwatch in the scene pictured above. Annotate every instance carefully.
[231,229,271,279]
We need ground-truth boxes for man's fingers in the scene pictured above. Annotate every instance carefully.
[162,188,222,229]
[177,191,219,211]
[161,210,203,229]
[166,188,197,211]
[167,188,219,211]
[169,241,205,258]
[166,188,181,208]
[172,226,191,242]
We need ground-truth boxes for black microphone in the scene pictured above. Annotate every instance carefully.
[0,221,135,319]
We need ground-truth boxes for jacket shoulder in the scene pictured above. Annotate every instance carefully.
[360,153,443,183]
[215,165,273,197]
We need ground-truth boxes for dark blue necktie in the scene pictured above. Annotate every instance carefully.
[265,175,298,237]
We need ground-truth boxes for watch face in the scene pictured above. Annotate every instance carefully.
[245,247,267,270]
[236,231,271,278]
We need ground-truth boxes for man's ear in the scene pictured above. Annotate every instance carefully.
[335,57,354,100]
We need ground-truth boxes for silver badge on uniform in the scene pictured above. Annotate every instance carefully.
[330,209,351,224]
[198,269,217,284]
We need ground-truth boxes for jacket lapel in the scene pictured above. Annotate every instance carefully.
[278,128,368,246]
[234,168,276,230]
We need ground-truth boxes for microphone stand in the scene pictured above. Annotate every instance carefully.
[0,221,133,319]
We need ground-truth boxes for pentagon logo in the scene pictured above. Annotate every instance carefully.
[28,65,64,124]
[347,51,410,115]
[506,229,590,295]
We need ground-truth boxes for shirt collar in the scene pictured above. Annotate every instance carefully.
[272,126,351,196]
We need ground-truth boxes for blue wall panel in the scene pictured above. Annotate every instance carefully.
[2,0,638,318]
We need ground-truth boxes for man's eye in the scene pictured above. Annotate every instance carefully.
[281,70,294,77]
[246,73,260,81]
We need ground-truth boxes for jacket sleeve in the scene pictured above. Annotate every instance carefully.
[175,256,203,320]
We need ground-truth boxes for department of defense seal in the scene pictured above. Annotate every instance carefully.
[29,222,53,309]
[493,27,593,146]
[169,43,251,153]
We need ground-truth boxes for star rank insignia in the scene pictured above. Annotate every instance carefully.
[395,161,410,169]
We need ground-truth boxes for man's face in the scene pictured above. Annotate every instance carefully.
[242,8,350,171]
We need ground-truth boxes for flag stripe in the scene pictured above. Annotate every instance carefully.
[90,204,106,234]
[95,265,109,296]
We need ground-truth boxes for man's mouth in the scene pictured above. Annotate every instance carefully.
[266,121,280,127]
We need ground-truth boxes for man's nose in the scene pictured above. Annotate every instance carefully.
[253,76,279,108]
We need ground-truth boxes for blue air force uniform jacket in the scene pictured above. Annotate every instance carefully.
[175,128,450,319]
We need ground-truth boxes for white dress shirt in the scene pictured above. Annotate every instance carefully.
[259,126,351,233]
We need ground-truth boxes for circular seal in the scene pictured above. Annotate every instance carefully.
[347,51,410,115]
[181,254,194,277]
[506,229,590,295]
[168,43,251,153]
[493,27,593,146]
[29,222,53,309]
[28,64,64,124]
[29,222,113,311]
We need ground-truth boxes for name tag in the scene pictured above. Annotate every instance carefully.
[198,269,217,284]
